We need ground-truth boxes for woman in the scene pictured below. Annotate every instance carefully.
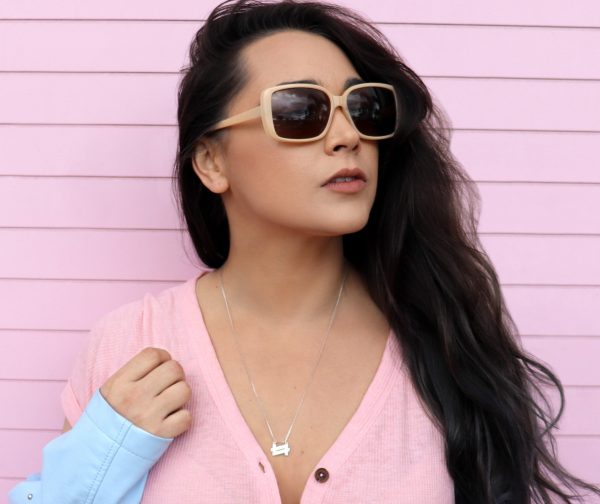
[12,0,600,503]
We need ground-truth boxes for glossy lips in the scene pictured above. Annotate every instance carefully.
[321,167,367,187]
[322,168,367,193]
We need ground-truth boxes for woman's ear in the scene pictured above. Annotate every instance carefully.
[192,138,230,194]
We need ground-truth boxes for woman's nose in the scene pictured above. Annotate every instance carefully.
[324,106,360,153]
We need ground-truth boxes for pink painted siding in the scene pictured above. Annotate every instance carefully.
[1,0,599,499]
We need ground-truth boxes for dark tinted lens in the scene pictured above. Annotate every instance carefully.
[271,88,330,139]
[347,86,396,137]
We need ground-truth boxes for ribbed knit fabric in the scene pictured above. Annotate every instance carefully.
[60,268,455,503]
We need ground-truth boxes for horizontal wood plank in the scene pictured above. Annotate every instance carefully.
[428,78,600,132]
[0,228,199,280]
[503,286,600,336]
[1,178,599,234]
[0,177,182,229]
[388,25,600,79]
[0,73,177,125]
[0,125,178,177]
[1,22,599,79]
[0,329,85,380]
[1,74,599,131]
[0,21,197,73]
[449,131,600,184]
[480,235,600,285]
[0,0,599,26]
[476,183,600,234]
[0,278,184,331]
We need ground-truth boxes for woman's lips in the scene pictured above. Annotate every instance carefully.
[323,178,366,193]
[322,168,367,187]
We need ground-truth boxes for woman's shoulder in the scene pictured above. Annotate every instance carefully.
[62,277,199,419]
[93,276,196,338]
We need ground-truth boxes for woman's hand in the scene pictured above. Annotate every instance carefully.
[99,347,192,439]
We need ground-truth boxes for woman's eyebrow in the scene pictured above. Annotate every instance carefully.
[276,77,365,89]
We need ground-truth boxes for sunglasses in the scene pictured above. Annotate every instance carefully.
[206,82,398,142]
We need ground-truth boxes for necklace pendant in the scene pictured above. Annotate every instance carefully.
[270,441,291,457]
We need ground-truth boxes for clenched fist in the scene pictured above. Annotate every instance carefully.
[99,347,192,439]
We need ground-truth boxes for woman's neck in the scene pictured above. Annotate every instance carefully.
[216,237,351,326]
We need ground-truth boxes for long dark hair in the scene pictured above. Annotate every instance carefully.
[172,1,600,502]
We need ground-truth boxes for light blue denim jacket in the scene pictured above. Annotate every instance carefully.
[8,388,173,504]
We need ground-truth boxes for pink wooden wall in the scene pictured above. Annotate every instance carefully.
[1,0,599,499]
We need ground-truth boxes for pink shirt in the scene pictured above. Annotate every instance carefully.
[61,269,455,503]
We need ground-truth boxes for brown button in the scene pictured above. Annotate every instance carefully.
[314,467,329,483]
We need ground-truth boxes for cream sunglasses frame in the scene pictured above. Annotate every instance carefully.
[206,82,398,143]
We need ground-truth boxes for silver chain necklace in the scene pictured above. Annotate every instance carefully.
[218,264,348,458]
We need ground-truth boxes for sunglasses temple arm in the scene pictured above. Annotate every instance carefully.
[210,106,262,132]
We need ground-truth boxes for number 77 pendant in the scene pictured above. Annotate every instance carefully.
[271,441,291,456]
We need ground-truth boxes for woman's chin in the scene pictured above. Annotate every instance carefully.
[311,215,371,236]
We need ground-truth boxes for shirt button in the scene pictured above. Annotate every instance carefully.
[314,467,329,483]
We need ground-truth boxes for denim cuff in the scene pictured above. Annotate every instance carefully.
[90,388,174,460]
[8,388,174,504]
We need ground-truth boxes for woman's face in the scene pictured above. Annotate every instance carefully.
[198,30,380,238]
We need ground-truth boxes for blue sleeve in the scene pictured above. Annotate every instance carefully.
[8,388,173,504]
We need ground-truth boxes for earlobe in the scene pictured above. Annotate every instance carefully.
[192,140,230,194]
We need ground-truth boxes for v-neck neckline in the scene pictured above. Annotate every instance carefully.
[180,270,404,504]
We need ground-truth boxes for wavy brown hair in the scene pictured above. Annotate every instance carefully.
[172,1,600,502]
